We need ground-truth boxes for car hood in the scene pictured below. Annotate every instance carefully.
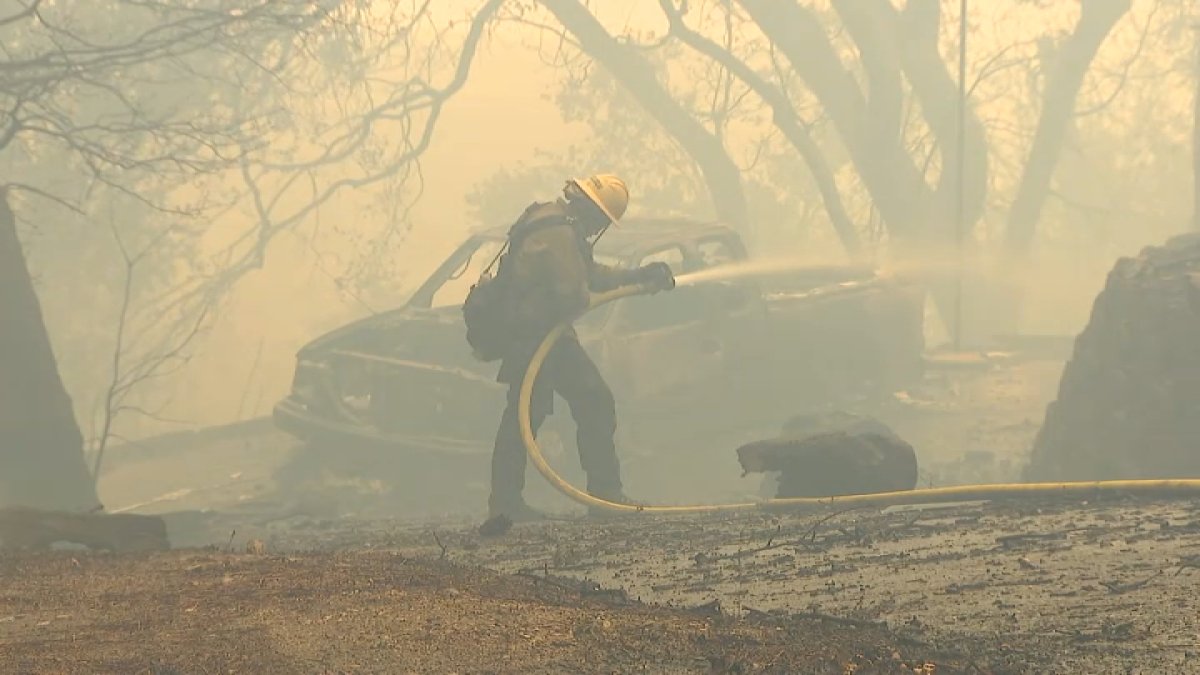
[297,304,489,375]
[299,302,608,367]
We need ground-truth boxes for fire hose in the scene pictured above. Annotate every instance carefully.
[519,283,1200,515]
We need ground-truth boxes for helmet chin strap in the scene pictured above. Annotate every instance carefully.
[564,198,611,244]
[566,215,608,245]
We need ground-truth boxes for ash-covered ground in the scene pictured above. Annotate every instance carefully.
[10,353,1196,673]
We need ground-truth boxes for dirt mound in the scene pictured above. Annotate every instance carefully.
[0,550,964,673]
[1024,233,1200,480]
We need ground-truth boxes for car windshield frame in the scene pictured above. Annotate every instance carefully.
[406,235,630,329]
[407,235,506,310]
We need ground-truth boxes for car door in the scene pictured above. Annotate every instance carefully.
[604,246,725,415]
[689,237,772,386]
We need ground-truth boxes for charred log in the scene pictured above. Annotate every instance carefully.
[0,507,167,551]
[739,413,918,499]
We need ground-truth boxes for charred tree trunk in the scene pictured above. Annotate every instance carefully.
[0,190,100,511]
[1005,0,1130,257]
[891,0,989,239]
[737,0,930,241]
[739,0,995,342]
[657,0,862,257]
[975,1,1128,338]
[540,0,749,231]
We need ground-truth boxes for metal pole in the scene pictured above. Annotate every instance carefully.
[953,0,969,350]
[1193,22,1200,231]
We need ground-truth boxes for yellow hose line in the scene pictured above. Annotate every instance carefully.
[519,284,1200,514]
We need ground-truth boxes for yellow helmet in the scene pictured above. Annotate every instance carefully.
[570,173,629,225]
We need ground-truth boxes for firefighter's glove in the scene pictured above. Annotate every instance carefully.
[637,261,676,293]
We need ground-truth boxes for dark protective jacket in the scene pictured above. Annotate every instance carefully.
[502,200,633,337]
[495,200,635,384]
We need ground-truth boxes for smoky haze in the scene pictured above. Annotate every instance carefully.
[1,0,1197,517]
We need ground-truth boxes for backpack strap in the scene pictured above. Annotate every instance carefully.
[483,202,573,278]
[508,201,569,241]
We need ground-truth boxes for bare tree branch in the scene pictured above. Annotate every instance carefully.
[539,0,749,229]
[737,0,938,243]
[196,0,504,295]
[832,0,904,155]
[658,0,862,255]
[1005,0,1132,258]
[9,3,505,448]
[889,0,989,238]
[0,0,40,29]
[1074,1,1159,118]
[5,182,87,215]
[91,220,137,482]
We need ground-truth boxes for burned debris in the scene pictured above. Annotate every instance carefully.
[738,413,918,499]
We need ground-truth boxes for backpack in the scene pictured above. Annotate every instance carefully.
[462,204,565,362]
[462,264,512,362]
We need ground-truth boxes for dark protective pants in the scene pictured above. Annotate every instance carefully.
[490,334,622,511]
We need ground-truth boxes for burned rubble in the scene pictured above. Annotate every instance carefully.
[737,412,919,499]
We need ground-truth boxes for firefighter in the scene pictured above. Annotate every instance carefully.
[485,174,675,524]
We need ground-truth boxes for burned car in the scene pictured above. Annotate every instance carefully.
[273,219,925,458]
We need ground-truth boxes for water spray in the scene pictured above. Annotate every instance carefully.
[673,259,866,287]
[671,253,999,290]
